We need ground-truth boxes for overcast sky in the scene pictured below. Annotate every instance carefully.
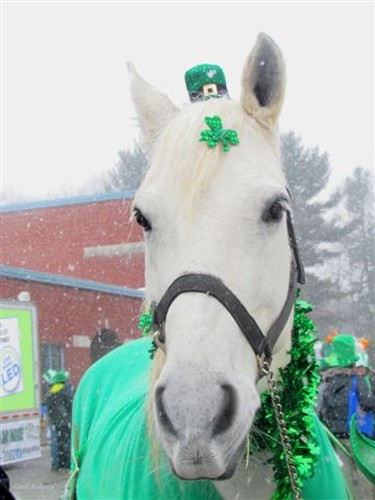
[1,1,374,201]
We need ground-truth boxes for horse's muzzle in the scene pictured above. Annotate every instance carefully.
[153,373,256,481]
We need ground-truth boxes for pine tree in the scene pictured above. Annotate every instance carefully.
[280,132,344,327]
[339,167,374,339]
[105,142,149,192]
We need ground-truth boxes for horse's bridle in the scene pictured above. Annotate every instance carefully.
[151,209,305,368]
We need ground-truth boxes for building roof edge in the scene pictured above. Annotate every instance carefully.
[0,264,144,299]
[0,191,135,213]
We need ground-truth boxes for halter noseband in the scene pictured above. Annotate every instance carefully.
[151,210,305,368]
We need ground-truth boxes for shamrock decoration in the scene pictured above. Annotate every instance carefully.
[200,115,239,152]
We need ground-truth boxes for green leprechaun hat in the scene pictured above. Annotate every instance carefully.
[43,368,57,385]
[322,334,359,368]
[333,334,359,367]
[43,368,69,385]
[54,370,70,384]
[185,64,229,102]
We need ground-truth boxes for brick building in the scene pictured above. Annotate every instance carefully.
[0,191,145,387]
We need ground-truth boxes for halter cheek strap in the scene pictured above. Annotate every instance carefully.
[151,210,305,368]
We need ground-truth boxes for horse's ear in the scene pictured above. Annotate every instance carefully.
[240,33,286,128]
[127,62,180,149]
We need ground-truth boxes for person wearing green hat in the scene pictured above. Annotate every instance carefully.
[43,369,74,470]
[318,334,375,497]
[318,335,375,438]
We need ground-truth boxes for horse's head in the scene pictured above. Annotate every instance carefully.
[130,34,298,481]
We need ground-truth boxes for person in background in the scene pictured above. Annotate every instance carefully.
[43,369,74,471]
[90,327,122,364]
[350,362,375,439]
[317,334,375,498]
[318,334,375,438]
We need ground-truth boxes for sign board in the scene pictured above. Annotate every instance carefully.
[0,304,39,413]
[0,317,25,397]
[0,302,41,464]
[0,418,41,464]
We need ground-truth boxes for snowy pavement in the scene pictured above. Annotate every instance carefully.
[4,445,69,500]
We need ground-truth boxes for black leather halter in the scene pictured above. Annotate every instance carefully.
[151,210,305,367]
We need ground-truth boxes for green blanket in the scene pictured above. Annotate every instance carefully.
[70,338,349,499]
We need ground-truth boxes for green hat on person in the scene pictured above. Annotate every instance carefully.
[185,64,229,102]
[332,334,359,367]
[43,369,69,385]
[43,369,57,385]
[54,370,69,384]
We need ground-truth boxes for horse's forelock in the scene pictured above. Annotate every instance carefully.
[148,98,280,220]
[149,99,250,215]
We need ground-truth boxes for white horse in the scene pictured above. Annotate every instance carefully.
[129,33,348,499]
[69,33,347,500]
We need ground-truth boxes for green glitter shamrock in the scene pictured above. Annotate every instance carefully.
[200,115,239,152]
[138,305,158,359]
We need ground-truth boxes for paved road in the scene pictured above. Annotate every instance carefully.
[3,444,373,500]
[4,445,69,500]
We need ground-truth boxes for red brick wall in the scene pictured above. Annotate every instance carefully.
[1,278,142,388]
[1,197,145,288]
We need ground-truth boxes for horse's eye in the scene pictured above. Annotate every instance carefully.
[133,208,152,231]
[263,201,285,223]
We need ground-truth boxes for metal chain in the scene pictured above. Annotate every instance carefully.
[258,358,302,500]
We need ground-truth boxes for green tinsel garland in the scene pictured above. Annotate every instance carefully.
[138,308,153,337]
[249,297,321,499]
[138,297,321,499]
[138,305,158,359]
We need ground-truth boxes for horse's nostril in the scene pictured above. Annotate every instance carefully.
[154,386,178,437]
[211,384,236,437]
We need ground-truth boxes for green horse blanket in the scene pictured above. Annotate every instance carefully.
[69,338,348,499]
